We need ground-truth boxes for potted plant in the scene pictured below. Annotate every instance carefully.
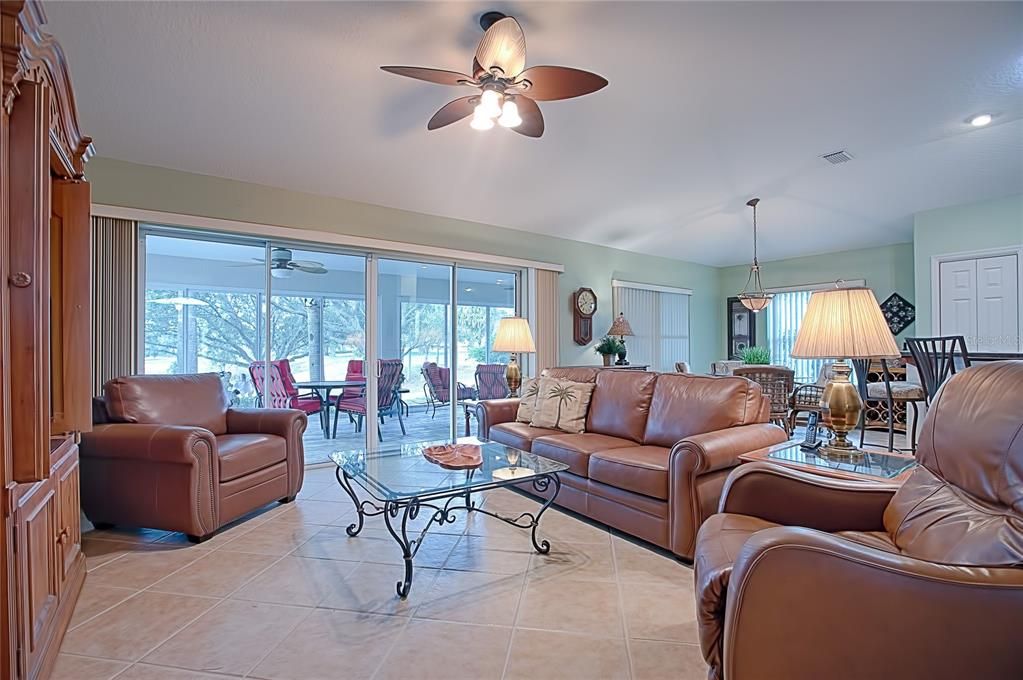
[594,336,623,366]
[739,345,771,365]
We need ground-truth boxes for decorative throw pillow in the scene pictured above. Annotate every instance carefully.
[516,377,542,423]
[530,378,595,434]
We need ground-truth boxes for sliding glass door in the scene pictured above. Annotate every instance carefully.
[141,226,520,458]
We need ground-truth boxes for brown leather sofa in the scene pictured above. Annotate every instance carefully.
[476,368,789,559]
[81,373,307,541]
[694,360,1023,680]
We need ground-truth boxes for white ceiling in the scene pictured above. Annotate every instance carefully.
[47,1,1023,266]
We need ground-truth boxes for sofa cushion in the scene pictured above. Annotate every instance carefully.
[530,378,596,433]
[589,446,671,500]
[104,373,230,435]
[216,433,287,482]
[586,370,658,442]
[531,433,635,477]
[489,422,562,452]
[644,374,766,447]
[516,378,542,423]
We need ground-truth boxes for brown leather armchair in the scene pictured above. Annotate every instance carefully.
[81,373,307,542]
[693,360,1023,680]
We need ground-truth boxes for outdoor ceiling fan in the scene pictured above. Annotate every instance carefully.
[241,248,327,279]
[381,11,608,138]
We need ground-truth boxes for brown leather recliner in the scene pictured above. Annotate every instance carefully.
[477,368,789,559]
[81,373,307,541]
[693,360,1023,680]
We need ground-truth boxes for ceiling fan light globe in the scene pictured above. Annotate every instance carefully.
[470,106,495,130]
[479,89,503,118]
[498,100,522,128]
[271,268,293,279]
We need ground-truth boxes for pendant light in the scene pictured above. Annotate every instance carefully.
[737,198,773,312]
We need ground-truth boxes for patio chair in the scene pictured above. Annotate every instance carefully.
[475,363,509,400]
[421,362,476,417]
[248,359,325,432]
[332,359,407,440]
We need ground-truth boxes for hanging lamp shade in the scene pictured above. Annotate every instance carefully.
[737,197,773,312]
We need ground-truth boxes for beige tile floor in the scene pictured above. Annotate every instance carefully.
[57,466,708,680]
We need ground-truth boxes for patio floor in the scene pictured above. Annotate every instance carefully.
[301,403,472,465]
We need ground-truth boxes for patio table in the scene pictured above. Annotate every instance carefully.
[295,380,411,438]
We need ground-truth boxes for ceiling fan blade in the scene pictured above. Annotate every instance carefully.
[512,96,544,138]
[428,96,478,130]
[474,17,526,77]
[380,66,476,86]
[515,65,608,101]
[289,260,324,268]
[294,265,328,274]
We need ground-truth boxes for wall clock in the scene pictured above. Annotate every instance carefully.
[572,287,597,345]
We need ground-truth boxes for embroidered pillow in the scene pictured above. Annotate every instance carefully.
[530,378,595,434]
[516,377,542,423]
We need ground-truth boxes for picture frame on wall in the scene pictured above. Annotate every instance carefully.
[727,296,756,360]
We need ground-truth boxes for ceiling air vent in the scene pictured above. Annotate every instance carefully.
[821,150,854,165]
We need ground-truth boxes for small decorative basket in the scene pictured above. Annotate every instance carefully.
[421,443,483,470]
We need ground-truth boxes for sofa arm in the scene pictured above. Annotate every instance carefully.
[227,408,307,500]
[721,527,1023,680]
[79,423,219,537]
[719,462,895,532]
[475,399,520,438]
[81,423,218,466]
[669,424,788,559]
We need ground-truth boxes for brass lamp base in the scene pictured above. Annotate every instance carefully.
[506,356,522,397]
[820,358,863,453]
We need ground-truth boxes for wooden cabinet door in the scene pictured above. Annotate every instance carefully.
[13,480,60,676]
[8,78,52,482]
[53,445,82,581]
[50,180,93,435]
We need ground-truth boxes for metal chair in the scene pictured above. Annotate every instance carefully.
[475,364,510,400]
[787,362,833,433]
[853,359,926,453]
[905,335,972,403]
[332,359,406,440]
[733,365,795,434]
[421,362,476,417]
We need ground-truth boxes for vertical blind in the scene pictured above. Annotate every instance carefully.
[92,216,139,394]
[533,269,560,373]
[612,283,690,372]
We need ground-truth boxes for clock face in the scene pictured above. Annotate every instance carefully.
[577,289,596,315]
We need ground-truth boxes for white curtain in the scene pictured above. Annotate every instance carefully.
[612,284,690,372]
[766,290,824,382]
[533,269,560,373]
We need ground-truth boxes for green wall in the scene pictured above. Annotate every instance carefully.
[717,243,917,351]
[913,195,1023,334]
[87,157,723,372]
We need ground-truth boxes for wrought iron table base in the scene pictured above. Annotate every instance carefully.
[335,467,561,598]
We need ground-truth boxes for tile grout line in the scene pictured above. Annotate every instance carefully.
[611,534,638,680]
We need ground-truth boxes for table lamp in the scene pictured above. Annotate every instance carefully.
[790,286,900,455]
[492,317,535,397]
[608,313,634,365]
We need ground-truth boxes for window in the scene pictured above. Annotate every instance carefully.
[612,281,691,372]
[765,281,865,382]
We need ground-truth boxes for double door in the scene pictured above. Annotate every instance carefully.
[938,253,1020,352]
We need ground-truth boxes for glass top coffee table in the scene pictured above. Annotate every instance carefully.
[739,441,917,483]
[330,437,568,598]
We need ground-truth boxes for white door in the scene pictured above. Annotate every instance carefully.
[976,254,1019,352]
[939,259,978,344]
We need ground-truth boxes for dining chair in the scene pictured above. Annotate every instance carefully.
[853,359,925,453]
[332,359,406,440]
[732,365,795,434]
[475,364,510,400]
[905,335,972,403]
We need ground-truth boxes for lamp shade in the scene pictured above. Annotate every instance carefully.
[791,287,900,359]
[608,313,634,337]
[492,317,536,353]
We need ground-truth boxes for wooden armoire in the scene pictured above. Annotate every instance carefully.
[2,2,93,678]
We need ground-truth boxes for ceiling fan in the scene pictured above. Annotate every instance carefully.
[381,11,608,138]
[241,248,328,279]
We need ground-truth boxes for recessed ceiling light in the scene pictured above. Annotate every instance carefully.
[464,287,473,292]
[969,114,992,127]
